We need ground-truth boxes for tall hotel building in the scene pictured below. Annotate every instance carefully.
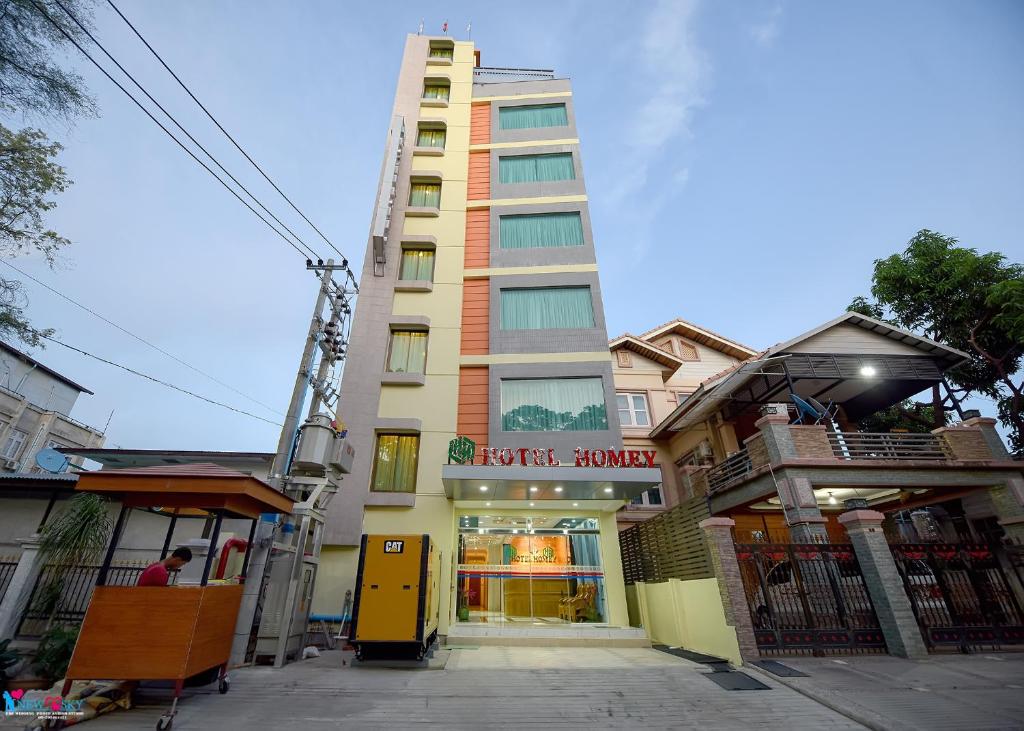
[319,36,659,641]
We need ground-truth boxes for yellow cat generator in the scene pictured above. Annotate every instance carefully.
[350,534,440,661]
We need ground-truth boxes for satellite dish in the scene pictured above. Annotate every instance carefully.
[35,447,69,474]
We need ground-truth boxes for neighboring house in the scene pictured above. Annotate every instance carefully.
[0,449,274,558]
[610,319,758,530]
[0,342,105,473]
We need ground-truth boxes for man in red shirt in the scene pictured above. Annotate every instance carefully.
[137,547,192,586]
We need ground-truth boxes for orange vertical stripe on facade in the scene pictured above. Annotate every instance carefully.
[464,208,489,268]
[470,102,491,145]
[460,278,489,355]
[467,151,490,200]
[457,366,488,451]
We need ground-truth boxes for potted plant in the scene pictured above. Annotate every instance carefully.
[457,594,470,622]
[32,626,79,685]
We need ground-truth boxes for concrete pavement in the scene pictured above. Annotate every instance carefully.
[75,647,865,730]
[747,653,1024,731]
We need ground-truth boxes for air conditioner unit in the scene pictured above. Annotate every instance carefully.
[1,458,18,470]
[694,442,714,463]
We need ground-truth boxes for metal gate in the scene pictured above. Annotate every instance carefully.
[735,542,886,655]
[891,542,1024,651]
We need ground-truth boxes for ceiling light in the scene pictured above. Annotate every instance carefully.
[485,502,491,507]
[572,502,579,507]
[554,486,563,493]
[828,492,838,505]
[604,487,613,494]
[477,528,484,534]
[562,529,569,534]
[529,502,535,507]
[860,365,876,377]
[512,529,518,534]
[529,486,538,492]
[479,485,488,492]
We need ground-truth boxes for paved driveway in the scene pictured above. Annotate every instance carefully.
[76,647,865,730]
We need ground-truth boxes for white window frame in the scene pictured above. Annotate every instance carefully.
[630,485,664,506]
[616,392,650,427]
[2,428,28,460]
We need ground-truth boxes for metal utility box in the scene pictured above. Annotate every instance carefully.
[350,534,439,661]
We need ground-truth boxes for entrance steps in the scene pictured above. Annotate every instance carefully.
[446,624,650,648]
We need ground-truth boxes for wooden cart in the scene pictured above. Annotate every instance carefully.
[61,463,292,730]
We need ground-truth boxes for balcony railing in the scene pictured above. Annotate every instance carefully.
[707,449,753,494]
[828,431,951,461]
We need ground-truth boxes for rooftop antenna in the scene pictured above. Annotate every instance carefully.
[417,19,423,35]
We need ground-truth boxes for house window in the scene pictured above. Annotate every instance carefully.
[501,377,608,432]
[422,84,450,101]
[416,127,446,148]
[399,248,435,281]
[617,393,650,427]
[498,212,584,249]
[371,434,419,493]
[2,429,27,460]
[409,182,441,208]
[500,287,594,330]
[630,486,664,506]
[498,103,569,130]
[428,46,454,59]
[387,330,428,374]
[498,153,575,184]
[616,350,632,368]
[676,391,692,405]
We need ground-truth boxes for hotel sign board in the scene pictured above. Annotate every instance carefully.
[448,437,656,469]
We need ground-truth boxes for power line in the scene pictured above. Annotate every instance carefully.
[52,0,323,263]
[38,332,283,427]
[105,0,351,264]
[28,0,317,263]
[1,258,284,417]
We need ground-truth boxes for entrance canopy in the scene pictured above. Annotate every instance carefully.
[441,464,662,502]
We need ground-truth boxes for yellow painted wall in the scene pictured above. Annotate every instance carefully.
[631,578,742,665]
[312,545,360,616]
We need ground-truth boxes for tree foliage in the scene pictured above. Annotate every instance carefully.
[0,0,96,346]
[850,230,1024,454]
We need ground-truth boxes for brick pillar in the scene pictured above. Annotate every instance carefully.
[0,534,45,640]
[962,417,1012,458]
[838,510,928,659]
[989,477,1024,542]
[777,476,829,542]
[699,517,760,662]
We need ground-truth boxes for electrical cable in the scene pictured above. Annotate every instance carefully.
[1,258,284,416]
[28,0,316,263]
[37,332,283,427]
[105,0,352,265]
[52,0,322,263]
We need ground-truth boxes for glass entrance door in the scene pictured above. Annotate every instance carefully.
[456,514,605,625]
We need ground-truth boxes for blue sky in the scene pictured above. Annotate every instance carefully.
[8,0,1023,452]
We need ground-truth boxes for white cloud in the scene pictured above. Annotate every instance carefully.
[749,4,783,48]
[607,0,709,206]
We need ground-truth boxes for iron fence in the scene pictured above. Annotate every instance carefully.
[0,556,18,603]
[891,542,1024,651]
[706,450,753,494]
[828,431,950,460]
[16,561,175,638]
[735,541,886,655]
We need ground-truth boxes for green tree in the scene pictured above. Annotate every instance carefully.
[0,0,96,346]
[849,230,1024,453]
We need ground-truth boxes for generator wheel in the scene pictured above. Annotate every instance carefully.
[156,715,173,731]
[218,676,230,694]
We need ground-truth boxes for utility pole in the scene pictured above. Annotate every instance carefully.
[230,258,356,667]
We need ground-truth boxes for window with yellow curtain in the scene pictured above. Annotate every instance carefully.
[371,434,419,493]
[423,84,450,101]
[399,248,435,281]
[409,182,441,208]
[387,330,428,373]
